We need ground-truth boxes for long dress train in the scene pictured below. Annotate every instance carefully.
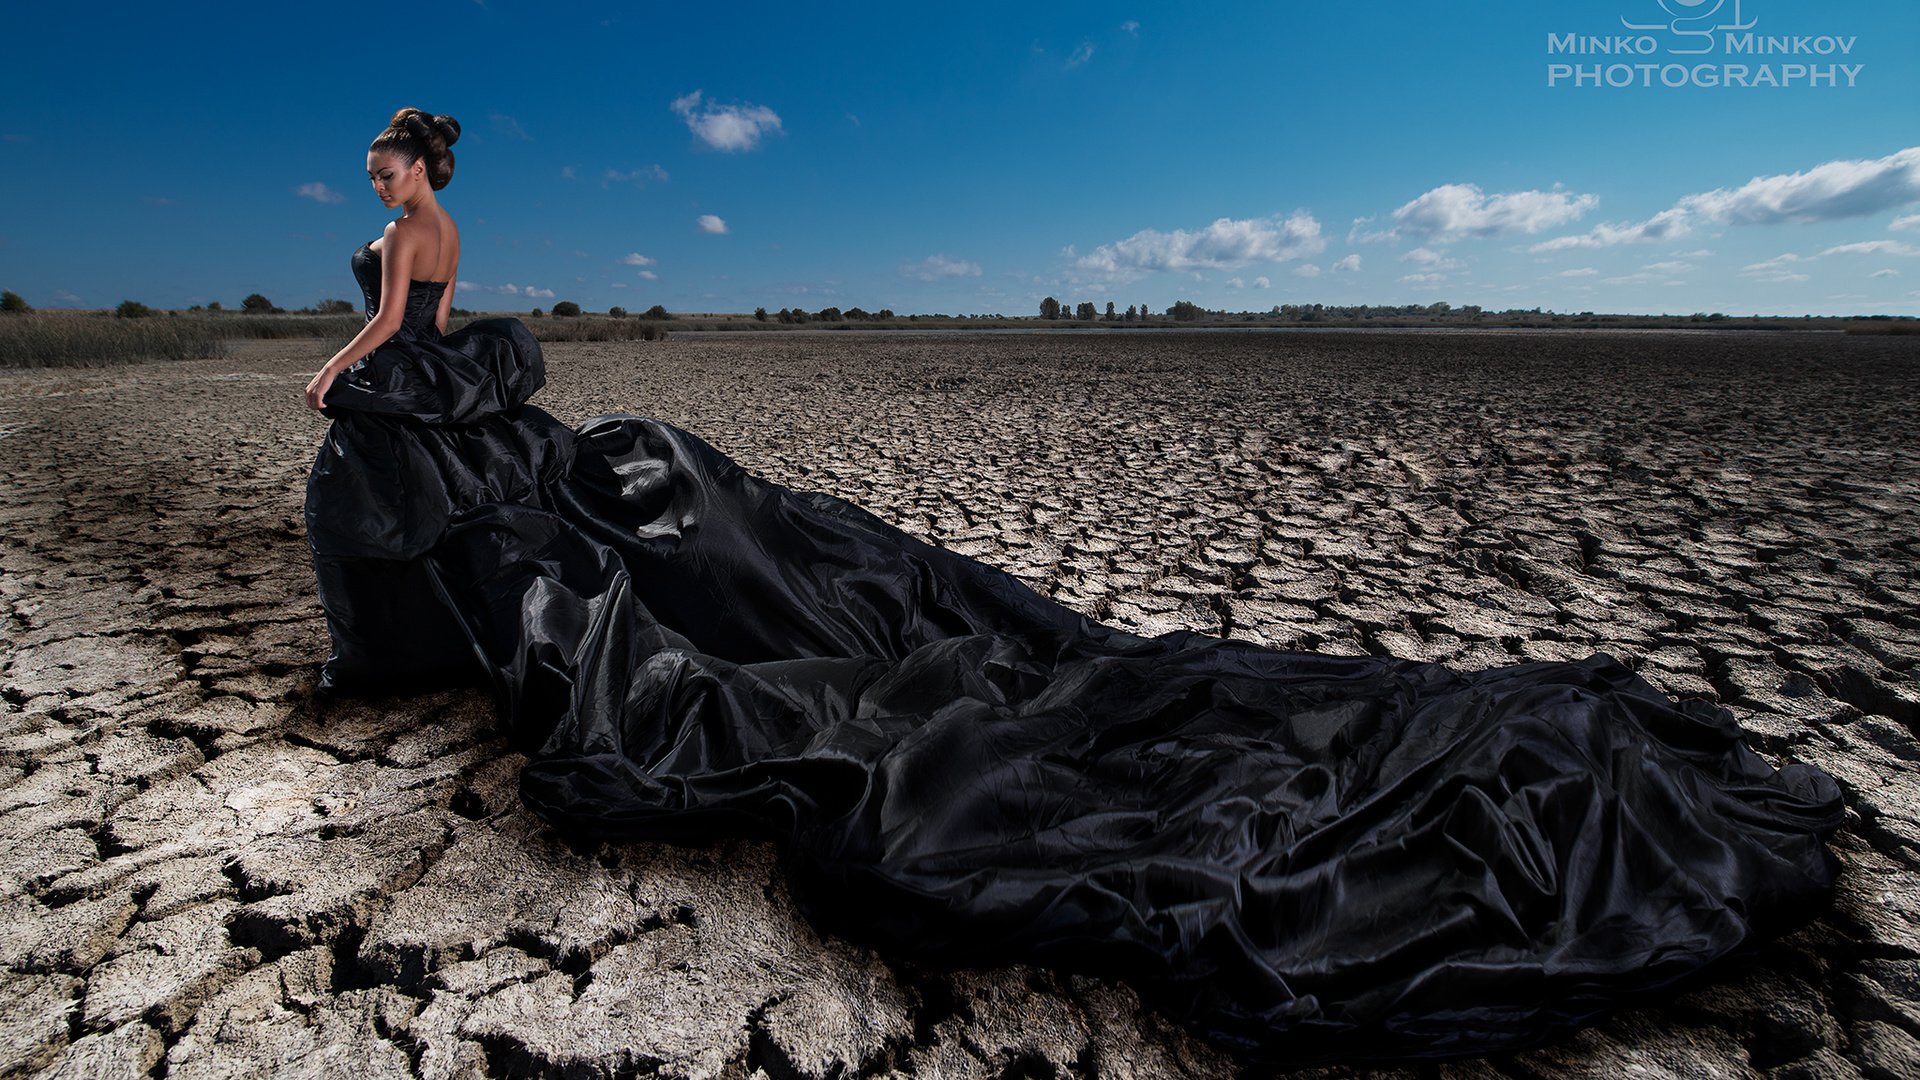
[305,254,1844,1064]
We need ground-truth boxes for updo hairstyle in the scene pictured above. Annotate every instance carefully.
[369,108,461,190]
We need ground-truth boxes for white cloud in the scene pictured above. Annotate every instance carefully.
[1347,216,1395,245]
[1822,240,1919,257]
[671,90,783,152]
[1066,41,1096,68]
[900,254,982,281]
[1391,184,1597,242]
[1739,255,1810,284]
[1533,146,1920,252]
[1530,208,1692,252]
[609,282,628,289]
[621,253,656,266]
[1120,19,1139,35]
[1076,211,1325,278]
[466,282,558,299]
[1400,247,1461,270]
[638,270,658,280]
[1255,275,1273,288]
[1291,264,1319,278]
[560,165,577,180]
[1679,146,1920,226]
[1602,266,1688,285]
[1226,277,1246,289]
[1894,213,1920,232]
[1872,269,1902,278]
[1399,272,1446,285]
[604,165,669,187]
[1556,267,1599,277]
[490,113,531,140]
[294,182,344,205]
[1331,254,1362,273]
[697,214,729,235]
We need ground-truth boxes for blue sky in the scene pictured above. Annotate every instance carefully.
[3,1,1917,316]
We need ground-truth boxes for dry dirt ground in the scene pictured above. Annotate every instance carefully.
[1,330,1917,1080]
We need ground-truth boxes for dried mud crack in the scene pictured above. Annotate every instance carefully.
[2,330,1917,1079]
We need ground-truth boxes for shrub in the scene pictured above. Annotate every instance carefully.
[316,298,355,315]
[241,293,277,314]
[207,301,223,312]
[551,300,582,317]
[609,306,627,318]
[1,290,29,314]
[116,300,153,319]
[531,307,544,317]
[642,304,671,320]
[754,306,768,321]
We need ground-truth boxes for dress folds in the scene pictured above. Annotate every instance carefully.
[304,257,1844,1064]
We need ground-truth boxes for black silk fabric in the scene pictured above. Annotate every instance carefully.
[304,260,1845,1064]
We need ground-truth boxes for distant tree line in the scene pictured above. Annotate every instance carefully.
[759,306,898,324]
[529,302,672,319]
[9,283,1899,334]
[1039,297,1158,321]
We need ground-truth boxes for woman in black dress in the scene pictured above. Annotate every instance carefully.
[302,107,1845,1066]
[305,108,463,412]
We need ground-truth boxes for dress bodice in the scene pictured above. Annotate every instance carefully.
[321,240,543,428]
[352,238,447,337]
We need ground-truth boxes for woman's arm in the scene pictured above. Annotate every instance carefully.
[304,222,412,410]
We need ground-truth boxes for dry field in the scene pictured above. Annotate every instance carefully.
[2,329,1917,1079]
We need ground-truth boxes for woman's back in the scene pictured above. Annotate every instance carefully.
[350,239,448,337]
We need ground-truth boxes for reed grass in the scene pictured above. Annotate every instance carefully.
[518,316,669,342]
[0,314,229,368]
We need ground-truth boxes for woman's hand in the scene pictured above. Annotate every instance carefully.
[305,364,339,411]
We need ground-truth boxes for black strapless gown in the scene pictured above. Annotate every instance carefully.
[304,246,1845,1066]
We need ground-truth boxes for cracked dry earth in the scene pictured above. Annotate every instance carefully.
[1,329,1917,1080]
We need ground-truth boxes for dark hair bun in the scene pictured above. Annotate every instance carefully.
[372,107,460,191]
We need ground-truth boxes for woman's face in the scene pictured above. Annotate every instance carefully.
[367,150,425,208]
